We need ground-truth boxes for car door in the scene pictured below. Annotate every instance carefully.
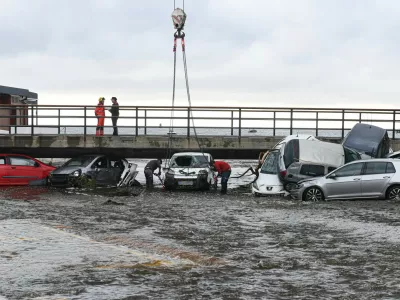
[91,156,113,185]
[6,156,41,185]
[0,156,9,185]
[324,162,364,199]
[362,162,395,197]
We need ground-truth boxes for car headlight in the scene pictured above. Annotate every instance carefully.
[70,170,81,177]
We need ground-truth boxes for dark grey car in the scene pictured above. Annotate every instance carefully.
[283,162,337,191]
[49,155,138,187]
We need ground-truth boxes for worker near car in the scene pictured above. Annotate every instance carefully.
[108,97,119,136]
[213,160,231,194]
[144,158,162,188]
[95,97,106,136]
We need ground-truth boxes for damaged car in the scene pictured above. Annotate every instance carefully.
[281,139,361,190]
[163,152,215,190]
[49,155,138,187]
[342,123,391,159]
[252,149,287,197]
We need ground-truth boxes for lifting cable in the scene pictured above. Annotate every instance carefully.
[166,1,206,168]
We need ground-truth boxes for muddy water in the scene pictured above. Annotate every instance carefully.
[1,164,400,299]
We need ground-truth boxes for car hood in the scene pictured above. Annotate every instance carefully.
[297,176,324,185]
[52,166,83,175]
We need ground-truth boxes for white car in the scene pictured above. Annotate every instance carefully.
[163,152,215,190]
[252,149,287,197]
[273,134,318,179]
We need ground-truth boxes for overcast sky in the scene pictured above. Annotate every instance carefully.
[1,0,399,108]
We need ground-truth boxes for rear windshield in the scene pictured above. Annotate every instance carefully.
[260,151,279,174]
[300,164,325,177]
[63,156,96,168]
[171,155,209,168]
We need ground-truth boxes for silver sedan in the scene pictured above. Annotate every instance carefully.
[291,159,400,201]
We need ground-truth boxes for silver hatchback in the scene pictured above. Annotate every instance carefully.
[291,159,400,201]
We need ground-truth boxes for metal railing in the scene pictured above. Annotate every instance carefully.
[0,105,399,139]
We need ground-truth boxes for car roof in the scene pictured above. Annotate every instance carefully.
[345,158,399,164]
[172,152,211,157]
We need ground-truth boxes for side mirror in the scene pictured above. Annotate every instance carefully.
[34,162,40,168]
[128,163,132,168]
[328,173,337,179]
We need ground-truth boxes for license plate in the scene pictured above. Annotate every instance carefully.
[178,181,193,186]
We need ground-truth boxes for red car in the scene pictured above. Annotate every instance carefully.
[0,154,56,186]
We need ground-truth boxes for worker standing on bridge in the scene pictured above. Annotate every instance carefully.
[213,160,231,195]
[109,97,119,136]
[144,158,162,188]
[95,97,105,136]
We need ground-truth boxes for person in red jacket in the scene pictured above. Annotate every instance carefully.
[95,97,106,136]
[213,160,231,194]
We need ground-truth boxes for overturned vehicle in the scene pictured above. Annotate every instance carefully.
[342,123,391,159]
[49,155,139,187]
[281,139,361,190]
[163,152,215,190]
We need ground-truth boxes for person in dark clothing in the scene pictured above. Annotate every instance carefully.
[213,160,231,194]
[109,97,119,136]
[144,158,162,188]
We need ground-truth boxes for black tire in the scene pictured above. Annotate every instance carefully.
[303,187,324,202]
[386,185,400,200]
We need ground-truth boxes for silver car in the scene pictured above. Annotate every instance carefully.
[290,159,400,201]
[49,155,138,187]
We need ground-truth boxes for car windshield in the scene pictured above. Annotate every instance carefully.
[260,151,279,174]
[171,155,209,168]
[344,147,361,163]
[63,156,96,168]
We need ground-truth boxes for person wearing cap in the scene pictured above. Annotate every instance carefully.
[95,97,105,136]
[108,97,119,136]
[144,158,162,188]
[213,160,231,194]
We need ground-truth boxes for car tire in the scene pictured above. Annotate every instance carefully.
[386,185,400,200]
[303,187,325,202]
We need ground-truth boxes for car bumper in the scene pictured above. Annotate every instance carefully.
[164,174,209,189]
[289,187,307,200]
[252,185,287,196]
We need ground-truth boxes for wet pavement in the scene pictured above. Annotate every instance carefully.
[1,163,400,299]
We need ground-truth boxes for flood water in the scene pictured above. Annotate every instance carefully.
[1,160,400,299]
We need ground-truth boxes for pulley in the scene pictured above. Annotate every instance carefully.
[171,8,187,31]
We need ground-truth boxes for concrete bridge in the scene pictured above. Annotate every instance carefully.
[0,134,351,159]
[1,104,400,158]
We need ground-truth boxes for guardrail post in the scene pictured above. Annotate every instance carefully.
[231,110,234,136]
[341,110,345,139]
[273,111,276,136]
[58,109,61,134]
[359,112,362,123]
[31,106,34,136]
[84,107,87,137]
[238,108,242,138]
[187,107,190,137]
[316,112,319,137]
[290,109,293,135]
[135,107,138,136]
[393,110,396,139]
[144,109,147,135]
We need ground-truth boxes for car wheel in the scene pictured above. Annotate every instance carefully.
[304,187,324,202]
[386,185,400,200]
